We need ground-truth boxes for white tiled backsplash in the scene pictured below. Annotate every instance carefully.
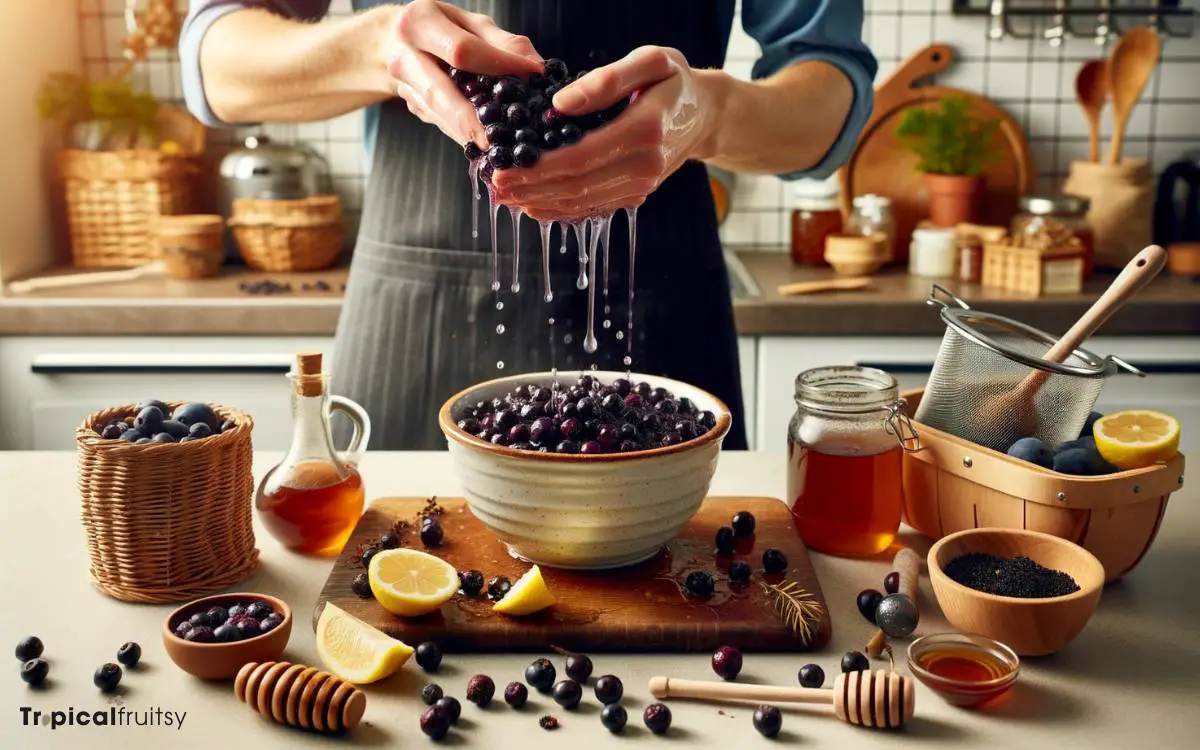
[79,0,1200,249]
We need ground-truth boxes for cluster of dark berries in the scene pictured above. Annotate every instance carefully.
[856,568,902,625]
[419,692,463,741]
[521,654,628,733]
[17,636,142,692]
[458,375,718,455]
[452,58,630,177]
[300,280,333,292]
[238,279,293,295]
[94,399,233,445]
[172,600,282,644]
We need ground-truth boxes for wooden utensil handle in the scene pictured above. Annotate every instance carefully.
[1043,244,1167,362]
[891,547,921,603]
[777,278,872,296]
[880,44,955,95]
[648,676,833,707]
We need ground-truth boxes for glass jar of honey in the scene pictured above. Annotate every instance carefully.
[787,366,918,558]
[1012,195,1095,279]
[790,177,842,265]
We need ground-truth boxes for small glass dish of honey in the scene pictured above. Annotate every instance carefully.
[907,633,1020,707]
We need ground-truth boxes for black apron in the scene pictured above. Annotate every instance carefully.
[331,0,748,450]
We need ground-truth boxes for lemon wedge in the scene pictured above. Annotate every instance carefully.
[315,602,413,684]
[493,565,557,616]
[368,548,460,617]
[1093,410,1181,470]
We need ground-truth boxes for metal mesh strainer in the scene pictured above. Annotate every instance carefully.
[913,286,1143,452]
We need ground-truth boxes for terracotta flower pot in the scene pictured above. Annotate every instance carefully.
[924,173,985,227]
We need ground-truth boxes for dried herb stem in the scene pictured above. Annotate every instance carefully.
[759,580,824,645]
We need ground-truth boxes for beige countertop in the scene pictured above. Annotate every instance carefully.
[0,450,1196,749]
[1,252,1196,336]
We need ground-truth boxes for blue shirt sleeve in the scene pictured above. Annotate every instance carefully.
[741,0,877,180]
[179,0,332,127]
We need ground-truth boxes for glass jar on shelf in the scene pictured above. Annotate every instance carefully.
[846,194,895,262]
[1012,195,1095,278]
[790,176,843,266]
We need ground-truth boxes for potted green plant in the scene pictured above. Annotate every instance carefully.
[896,96,1000,227]
[37,72,159,151]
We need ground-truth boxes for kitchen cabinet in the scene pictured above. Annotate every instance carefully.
[754,335,1200,454]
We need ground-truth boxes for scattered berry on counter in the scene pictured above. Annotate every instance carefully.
[797,663,825,689]
[487,575,513,601]
[435,696,462,724]
[731,511,756,537]
[762,548,788,574]
[600,703,628,733]
[643,703,672,734]
[420,519,445,548]
[466,674,495,707]
[884,571,901,595]
[841,651,870,674]
[526,658,557,692]
[504,681,529,708]
[360,546,381,569]
[753,705,783,738]
[564,653,593,683]
[351,572,373,599]
[21,659,49,687]
[415,642,443,673]
[539,715,561,730]
[422,683,444,705]
[711,646,743,681]
[300,280,333,292]
[459,569,485,597]
[856,589,884,624]
[15,636,43,662]
[944,553,1081,598]
[684,570,715,598]
[552,679,583,709]
[184,626,215,643]
[116,642,141,668]
[238,279,293,295]
[1006,437,1054,469]
[94,663,122,693]
[728,560,752,584]
[420,704,452,740]
[378,532,401,550]
[593,674,623,705]
[714,526,735,554]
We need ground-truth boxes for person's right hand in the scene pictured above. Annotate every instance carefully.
[384,0,543,149]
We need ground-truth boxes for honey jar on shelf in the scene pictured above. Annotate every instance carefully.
[790,177,842,266]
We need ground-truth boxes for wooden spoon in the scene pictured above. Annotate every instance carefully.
[1074,60,1108,163]
[977,245,1167,447]
[1106,27,1161,165]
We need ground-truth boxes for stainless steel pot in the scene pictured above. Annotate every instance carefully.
[218,134,331,209]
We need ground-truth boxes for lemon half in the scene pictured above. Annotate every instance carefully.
[368,548,460,617]
[315,602,413,684]
[492,565,557,616]
[1093,410,1181,470]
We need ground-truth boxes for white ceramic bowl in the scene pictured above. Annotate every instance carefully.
[438,371,733,569]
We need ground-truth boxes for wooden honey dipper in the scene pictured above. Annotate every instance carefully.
[234,661,366,734]
[649,670,914,729]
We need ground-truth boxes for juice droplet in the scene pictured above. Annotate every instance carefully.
[496,361,504,370]
[583,336,598,354]
[539,220,553,305]
[508,206,523,295]
[602,319,611,329]
[496,300,504,310]
[544,292,553,303]
[625,205,639,372]
[583,214,609,363]
[491,281,501,292]
[496,324,506,334]
[488,186,500,293]
[467,313,477,324]
[576,275,588,290]
[511,282,521,293]
[468,159,481,243]
[615,330,624,340]
[548,317,555,325]
[590,363,598,370]
[623,355,632,367]
[564,333,574,344]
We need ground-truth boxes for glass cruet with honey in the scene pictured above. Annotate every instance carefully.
[787,366,918,557]
[256,352,371,557]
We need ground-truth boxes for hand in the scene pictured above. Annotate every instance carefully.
[492,46,722,221]
[384,0,543,148]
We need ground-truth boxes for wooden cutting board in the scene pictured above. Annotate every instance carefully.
[839,43,1034,261]
[314,496,832,653]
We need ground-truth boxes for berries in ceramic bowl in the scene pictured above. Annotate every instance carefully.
[162,593,292,679]
[439,371,731,568]
[91,400,238,444]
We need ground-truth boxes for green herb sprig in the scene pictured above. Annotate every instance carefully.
[896,96,1001,177]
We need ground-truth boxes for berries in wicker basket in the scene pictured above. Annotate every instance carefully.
[93,399,238,445]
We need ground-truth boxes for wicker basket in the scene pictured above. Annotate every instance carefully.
[229,195,344,272]
[77,403,258,603]
[155,214,225,279]
[900,389,1185,582]
[61,148,200,268]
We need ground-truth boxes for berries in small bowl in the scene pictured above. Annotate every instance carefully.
[162,593,292,679]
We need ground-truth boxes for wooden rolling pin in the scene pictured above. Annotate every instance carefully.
[867,547,922,658]
[235,661,366,734]
[649,670,914,729]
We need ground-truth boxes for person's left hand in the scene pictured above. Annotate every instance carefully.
[491,46,722,221]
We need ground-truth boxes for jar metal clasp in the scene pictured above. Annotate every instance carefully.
[883,399,921,452]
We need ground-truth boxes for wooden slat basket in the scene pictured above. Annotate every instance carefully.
[76,403,258,602]
[900,389,1185,582]
[229,195,344,272]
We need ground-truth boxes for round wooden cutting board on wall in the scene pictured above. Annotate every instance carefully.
[839,44,1034,262]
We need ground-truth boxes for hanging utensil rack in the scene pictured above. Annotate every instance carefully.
[952,1,1194,42]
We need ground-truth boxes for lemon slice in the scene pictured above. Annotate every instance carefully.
[315,602,413,684]
[1093,410,1181,470]
[368,548,460,617]
[493,565,557,616]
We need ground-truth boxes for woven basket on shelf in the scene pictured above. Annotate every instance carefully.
[229,195,344,272]
[77,403,258,603]
[62,148,201,268]
[155,214,225,279]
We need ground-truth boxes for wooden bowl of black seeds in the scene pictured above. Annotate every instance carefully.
[928,528,1105,656]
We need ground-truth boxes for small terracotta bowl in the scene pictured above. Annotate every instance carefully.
[928,529,1104,656]
[162,592,292,680]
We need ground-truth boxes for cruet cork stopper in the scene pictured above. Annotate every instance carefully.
[294,352,324,397]
[234,661,367,734]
